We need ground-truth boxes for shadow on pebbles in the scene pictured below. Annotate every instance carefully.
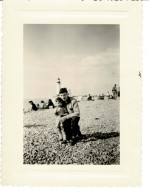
[23,100,120,165]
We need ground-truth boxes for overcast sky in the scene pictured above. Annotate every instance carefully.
[24,24,119,99]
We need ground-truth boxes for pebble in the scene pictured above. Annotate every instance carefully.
[23,100,120,164]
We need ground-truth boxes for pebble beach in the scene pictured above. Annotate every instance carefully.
[23,99,120,165]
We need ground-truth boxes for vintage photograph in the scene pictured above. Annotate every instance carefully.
[23,24,120,165]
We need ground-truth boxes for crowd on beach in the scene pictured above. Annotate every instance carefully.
[24,84,119,146]
[28,99,55,112]
[77,84,120,101]
[27,84,120,112]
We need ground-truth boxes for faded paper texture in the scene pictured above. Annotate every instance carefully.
[2,0,142,186]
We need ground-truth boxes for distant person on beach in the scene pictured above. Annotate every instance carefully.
[54,97,69,144]
[101,93,104,100]
[47,99,55,108]
[118,87,120,97]
[58,88,82,145]
[40,99,55,109]
[107,92,110,99]
[87,94,92,101]
[97,94,101,100]
[98,94,104,100]
[112,84,117,100]
[29,101,38,111]
[41,100,47,109]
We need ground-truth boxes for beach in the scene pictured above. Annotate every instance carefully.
[23,99,120,165]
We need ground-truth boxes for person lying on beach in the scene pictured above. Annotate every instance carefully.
[29,101,38,111]
[54,97,69,144]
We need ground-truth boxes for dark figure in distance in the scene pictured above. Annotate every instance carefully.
[47,99,55,108]
[29,101,38,111]
[112,84,118,100]
[87,94,92,101]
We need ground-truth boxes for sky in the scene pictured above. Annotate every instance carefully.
[24,24,119,99]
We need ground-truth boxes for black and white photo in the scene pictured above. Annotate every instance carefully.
[23,24,120,165]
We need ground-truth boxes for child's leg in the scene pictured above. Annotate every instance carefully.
[57,127,63,141]
[60,123,67,141]
[56,121,63,141]
[56,119,63,141]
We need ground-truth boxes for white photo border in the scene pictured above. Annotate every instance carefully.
[2,0,142,186]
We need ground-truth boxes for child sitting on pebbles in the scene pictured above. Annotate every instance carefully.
[54,97,69,144]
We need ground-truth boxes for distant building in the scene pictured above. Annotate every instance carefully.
[56,78,61,95]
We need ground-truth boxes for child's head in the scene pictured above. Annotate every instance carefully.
[55,97,64,107]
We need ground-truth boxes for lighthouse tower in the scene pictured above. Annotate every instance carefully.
[56,78,61,95]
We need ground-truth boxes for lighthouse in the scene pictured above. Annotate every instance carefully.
[56,78,61,95]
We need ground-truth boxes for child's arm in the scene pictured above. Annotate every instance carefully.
[53,107,59,116]
[60,113,68,117]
